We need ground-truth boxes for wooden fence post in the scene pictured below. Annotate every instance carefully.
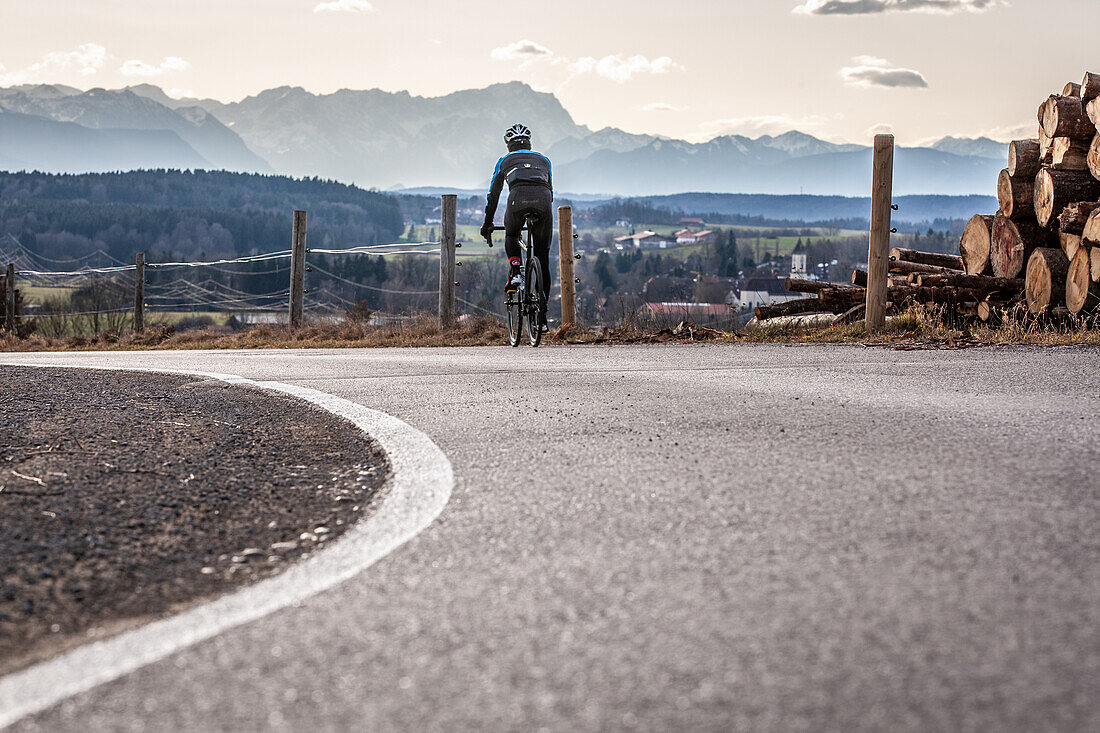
[5,263,15,333]
[866,134,895,333]
[439,194,457,329]
[133,252,145,333]
[557,205,577,327]
[289,210,307,329]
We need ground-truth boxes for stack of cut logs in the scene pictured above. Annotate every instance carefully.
[756,71,1100,323]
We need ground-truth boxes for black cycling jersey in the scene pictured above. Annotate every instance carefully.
[484,149,553,224]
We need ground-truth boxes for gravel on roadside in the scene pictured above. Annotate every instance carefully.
[0,367,390,676]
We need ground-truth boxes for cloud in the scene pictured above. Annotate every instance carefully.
[490,42,682,84]
[841,56,928,88]
[490,40,553,61]
[698,114,831,139]
[313,0,373,13]
[119,56,190,77]
[794,0,1001,14]
[590,55,681,83]
[0,43,106,85]
[643,102,685,112]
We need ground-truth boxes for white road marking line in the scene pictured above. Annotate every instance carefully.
[0,365,454,730]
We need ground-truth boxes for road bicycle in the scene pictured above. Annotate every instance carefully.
[487,217,548,348]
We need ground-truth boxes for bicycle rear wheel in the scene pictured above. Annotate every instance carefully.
[525,258,544,348]
[505,289,522,347]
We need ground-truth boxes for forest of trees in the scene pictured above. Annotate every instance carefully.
[0,169,405,263]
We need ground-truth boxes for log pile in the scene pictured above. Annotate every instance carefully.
[754,245,1021,323]
[753,71,1100,325]
[965,70,1100,315]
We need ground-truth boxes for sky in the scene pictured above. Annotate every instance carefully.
[0,0,1096,145]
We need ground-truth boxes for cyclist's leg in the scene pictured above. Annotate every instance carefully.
[530,194,554,308]
[502,192,526,292]
[502,190,525,263]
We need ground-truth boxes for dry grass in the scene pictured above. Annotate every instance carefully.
[2,306,1099,352]
[0,314,508,352]
[739,304,1100,348]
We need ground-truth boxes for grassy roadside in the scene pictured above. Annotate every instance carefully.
[2,306,1099,351]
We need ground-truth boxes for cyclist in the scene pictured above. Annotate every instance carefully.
[480,123,554,331]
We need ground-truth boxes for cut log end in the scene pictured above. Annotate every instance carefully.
[997,169,1033,219]
[1008,139,1041,179]
[1034,169,1100,227]
[991,214,1056,279]
[1066,246,1099,314]
[1091,246,1100,283]
[1082,72,1100,104]
[1025,247,1070,314]
[960,214,995,275]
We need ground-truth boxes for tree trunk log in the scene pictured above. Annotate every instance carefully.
[913,272,1023,292]
[1025,247,1070,314]
[1041,94,1096,140]
[784,277,860,295]
[889,286,985,306]
[1066,246,1100,313]
[1092,246,1100,282]
[1051,137,1091,170]
[997,169,1033,218]
[1063,82,1083,98]
[1008,139,1041,178]
[1088,97,1100,127]
[977,299,1005,323]
[960,213,995,275]
[991,214,1057,279]
[1060,231,1084,260]
[851,268,867,287]
[1082,72,1100,104]
[754,297,827,321]
[888,260,960,277]
[888,247,964,270]
[1034,169,1100,227]
[1039,127,1054,165]
[1088,133,1100,181]
[1082,208,1100,245]
[1057,201,1100,235]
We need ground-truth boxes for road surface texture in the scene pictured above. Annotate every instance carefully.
[0,367,388,676]
[1,344,1098,732]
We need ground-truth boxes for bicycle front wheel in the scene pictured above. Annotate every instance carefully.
[525,258,544,348]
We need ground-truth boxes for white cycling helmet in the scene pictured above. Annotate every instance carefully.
[504,123,532,145]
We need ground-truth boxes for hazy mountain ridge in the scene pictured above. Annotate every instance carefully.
[0,86,270,173]
[0,82,1010,197]
[0,109,210,173]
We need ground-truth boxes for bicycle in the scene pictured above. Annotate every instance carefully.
[486,216,547,347]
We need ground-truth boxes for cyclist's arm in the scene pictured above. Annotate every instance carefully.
[484,155,507,223]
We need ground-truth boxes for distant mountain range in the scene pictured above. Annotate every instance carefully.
[0,81,1010,197]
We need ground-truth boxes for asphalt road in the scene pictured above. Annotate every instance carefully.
[2,344,1098,732]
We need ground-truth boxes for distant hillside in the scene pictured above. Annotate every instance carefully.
[574,192,998,226]
[0,169,404,263]
[0,110,209,172]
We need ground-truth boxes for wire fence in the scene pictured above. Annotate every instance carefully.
[0,233,508,336]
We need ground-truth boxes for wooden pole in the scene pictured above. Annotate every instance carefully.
[439,194,457,329]
[5,263,15,333]
[866,134,894,332]
[289,210,307,329]
[557,205,577,327]
[133,251,145,333]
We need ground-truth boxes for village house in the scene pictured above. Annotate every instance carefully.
[675,229,716,245]
[738,277,803,311]
[613,231,674,250]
